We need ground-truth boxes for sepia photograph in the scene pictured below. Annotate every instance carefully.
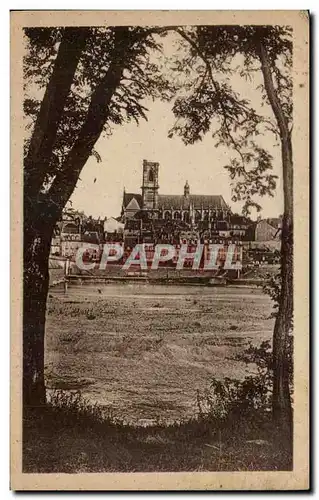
[10,10,309,490]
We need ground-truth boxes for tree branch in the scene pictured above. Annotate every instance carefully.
[24,27,89,199]
[175,28,247,164]
[46,27,132,215]
[258,39,293,215]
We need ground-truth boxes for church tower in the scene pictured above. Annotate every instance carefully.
[141,159,159,209]
[184,180,190,199]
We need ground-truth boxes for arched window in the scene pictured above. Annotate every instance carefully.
[148,168,154,182]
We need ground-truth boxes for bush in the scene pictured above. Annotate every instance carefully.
[196,334,293,427]
[196,341,273,425]
[196,374,272,424]
[263,269,281,315]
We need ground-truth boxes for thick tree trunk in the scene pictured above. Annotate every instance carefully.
[259,40,293,434]
[23,200,56,408]
[23,27,133,408]
[272,139,293,434]
[23,28,88,408]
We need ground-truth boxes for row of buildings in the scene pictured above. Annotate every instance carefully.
[50,159,282,262]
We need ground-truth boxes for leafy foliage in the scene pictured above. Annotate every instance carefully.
[197,336,293,425]
[263,268,294,379]
[197,374,272,423]
[263,268,282,314]
[196,341,273,424]
[225,146,277,215]
[24,26,176,192]
[168,25,292,215]
[195,25,292,126]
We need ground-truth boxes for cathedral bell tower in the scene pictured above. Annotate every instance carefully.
[184,180,190,199]
[141,159,159,210]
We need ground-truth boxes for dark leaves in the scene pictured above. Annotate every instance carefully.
[168,25,291,215]
[24,26,176,190]
[225,147,277,216]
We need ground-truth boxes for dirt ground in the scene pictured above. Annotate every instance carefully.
[45,283,274,425]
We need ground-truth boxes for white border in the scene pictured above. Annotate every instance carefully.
[3,2,316,498]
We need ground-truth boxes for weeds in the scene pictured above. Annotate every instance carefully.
[196,334,293,447]
[47,390,112,427]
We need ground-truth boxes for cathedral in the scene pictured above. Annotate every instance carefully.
[121,159,232,226]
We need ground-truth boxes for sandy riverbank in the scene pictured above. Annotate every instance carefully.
[45,283,274,425]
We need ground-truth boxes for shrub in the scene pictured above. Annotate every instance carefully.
[196,334,293,427]
[196,373,272,424]
[196,341,273,425]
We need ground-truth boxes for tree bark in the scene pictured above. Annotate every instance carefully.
[23,200,56,408]
[259,40,293,435]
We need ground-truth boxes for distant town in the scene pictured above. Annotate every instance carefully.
[50,159,282,269]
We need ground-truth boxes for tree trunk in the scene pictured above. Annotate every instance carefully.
[23,28,88,409]
[23,27,133,408]
[259,40,293,434]
[271,136,293,435]
[23,199,57,409]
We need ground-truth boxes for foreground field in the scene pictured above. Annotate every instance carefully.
[45,283,274,425]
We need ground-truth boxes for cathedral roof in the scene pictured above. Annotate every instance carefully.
[158,194,228,210]
[123,192,229,211]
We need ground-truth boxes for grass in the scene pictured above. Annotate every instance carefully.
[23,391,292,473]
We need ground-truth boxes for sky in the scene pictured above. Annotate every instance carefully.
[70,96,284,220]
